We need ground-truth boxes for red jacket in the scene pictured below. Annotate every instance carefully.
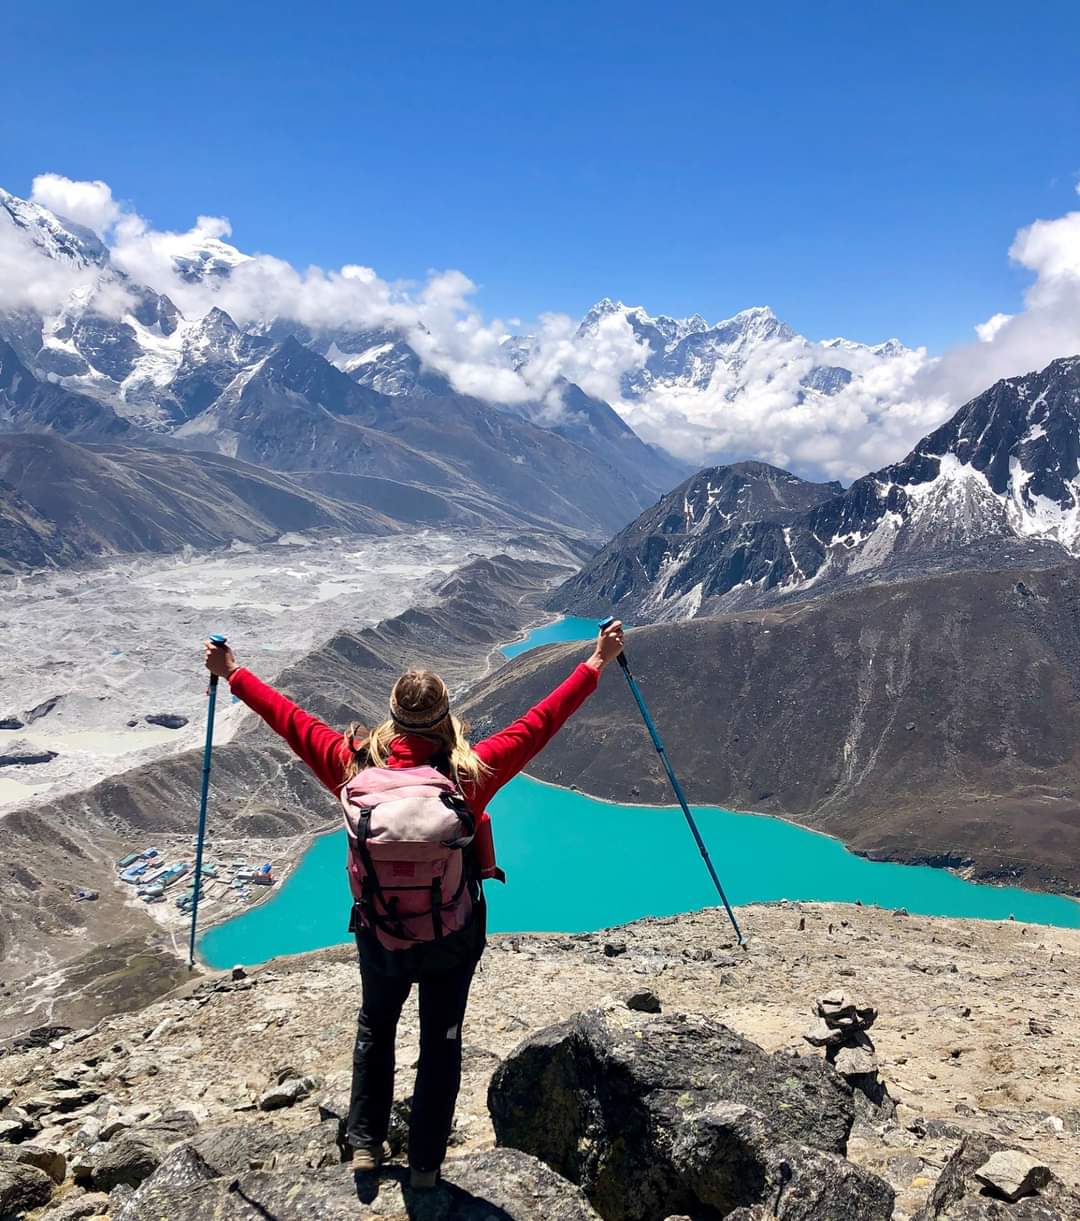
[226,662,600,880]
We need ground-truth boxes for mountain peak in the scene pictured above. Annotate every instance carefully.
[0,185,109,269]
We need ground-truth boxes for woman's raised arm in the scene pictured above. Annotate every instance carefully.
[204,640,349,792]
[469,620,624,803]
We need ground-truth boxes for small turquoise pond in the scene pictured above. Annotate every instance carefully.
[199,617,1080,967]
[499,615,602,657]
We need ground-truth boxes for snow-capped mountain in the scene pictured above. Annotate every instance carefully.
[550,461,843,619]
[0,186,686,537]
[552,355,1080,620]
[572,296,909,404]
[0,188,108,268]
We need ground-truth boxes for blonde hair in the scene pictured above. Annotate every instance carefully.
[343,669,490,785]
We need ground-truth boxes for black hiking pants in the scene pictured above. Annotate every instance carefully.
[346,949,479,1172]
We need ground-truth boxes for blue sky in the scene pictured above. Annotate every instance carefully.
[4,0,1079,350]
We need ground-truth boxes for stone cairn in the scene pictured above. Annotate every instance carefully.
[802,990,893,1115]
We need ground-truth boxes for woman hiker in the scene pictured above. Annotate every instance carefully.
[202,619,624,1189]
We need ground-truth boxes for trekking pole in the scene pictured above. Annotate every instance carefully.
[598,617,746,946]
[188,633,226,967]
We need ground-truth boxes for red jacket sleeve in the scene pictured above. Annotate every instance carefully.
[470,662,599,806]
[227,668,349,793]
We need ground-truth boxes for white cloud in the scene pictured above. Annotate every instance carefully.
[975,312,1012,343]
[30,173,120,236]
[0,218,106,315]
[7,174,1080,485]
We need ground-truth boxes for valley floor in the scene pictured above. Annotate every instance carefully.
[0,528,529,812]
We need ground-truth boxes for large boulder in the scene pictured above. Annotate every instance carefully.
[0,1140,67,1183]
[915,1132,1080,1220]
[40,1193,112,1220]
[488,1008,892,1221]
[674,1104,895,1221]
[88,1109,200,1191]
[115,1147,600,1220]
[0,1158,54,1215]
[188,1118,344,1173]
[114,1144,220,1221]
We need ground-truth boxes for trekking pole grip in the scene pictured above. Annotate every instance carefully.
[207,634,228,688]
[597,617,630,670]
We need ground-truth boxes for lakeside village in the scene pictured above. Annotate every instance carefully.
[87,842,277,914]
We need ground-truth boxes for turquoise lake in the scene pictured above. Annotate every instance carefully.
[199,616,1080,967]
[500,615,602,658]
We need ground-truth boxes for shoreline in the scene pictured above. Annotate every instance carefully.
[199,769,1080,971]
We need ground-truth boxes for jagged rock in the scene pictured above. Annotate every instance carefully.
[109,1182,136,1211]
[0,717,23,730]
[114,1147,600,1219]
[188,1119,343,1175]
[974,1151,1053,1203]
[231,966,247,981]
[70,1142,107,1182]
[916,1132,1080,1220]
[113,1144,219,1221]
[489,1008,861,1221]
[315,1070,352,1128]
[41,1192,111,1219]
[24,1086,101,1116]
[603,942,627,958]
[833,1044,879,1077]
[143,713,188,729]
[258,1074,320,1111]
[0,1105,39,1141]
[816,992,877,1030]
[802,1019,843,1048]
[0,1139,67,1182]
[89,1110,200,1191]
[0,1158,54,1214]
[72,1117,103,1151]
[99,1108,140,1142]
[672,1103,893,1221]
[4,1026,72,1055]
[625,989,661,1013]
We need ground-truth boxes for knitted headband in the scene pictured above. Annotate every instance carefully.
[389,691,450,731]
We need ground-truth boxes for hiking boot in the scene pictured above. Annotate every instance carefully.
[409,1166,439,1190]
[351,1141,391,1171]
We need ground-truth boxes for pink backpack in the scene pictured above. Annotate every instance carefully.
[340,765,477,952]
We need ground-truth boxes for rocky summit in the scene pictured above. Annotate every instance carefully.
[2,903,1080,1220]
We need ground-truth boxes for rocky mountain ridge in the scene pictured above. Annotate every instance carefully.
[550,461,843,619]
[552,356,1080,621]
[0,432,404,572]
